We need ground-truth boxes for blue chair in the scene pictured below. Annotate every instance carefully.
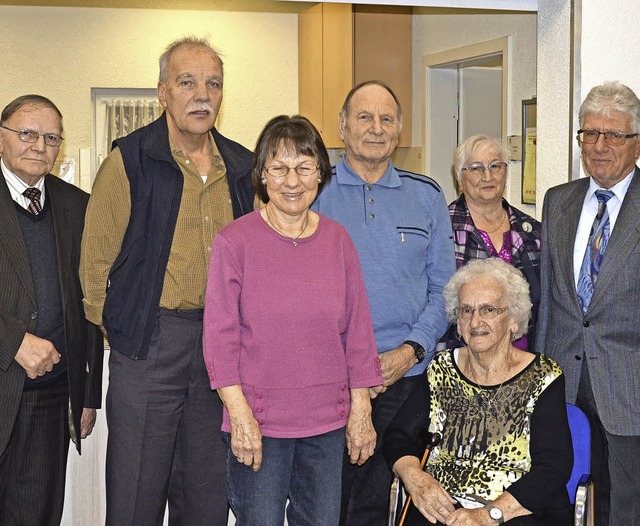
[566,403,594,526]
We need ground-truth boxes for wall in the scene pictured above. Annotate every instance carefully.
[535,0,640,217]
[412,7,537,213]
[535,0,571,218]
[0,5,298,524]
[0,5,299,189]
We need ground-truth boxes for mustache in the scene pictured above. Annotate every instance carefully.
[187,103,216,113]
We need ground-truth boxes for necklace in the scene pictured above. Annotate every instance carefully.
[481,212,508,234]
[265,205,309,247]
[466,353,511,417]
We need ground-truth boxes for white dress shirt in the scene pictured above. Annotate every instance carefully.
[1,157,46,211]
[573,169,634,286]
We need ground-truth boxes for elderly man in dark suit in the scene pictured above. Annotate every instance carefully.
[536,81,640,526]
[0,94,103,525]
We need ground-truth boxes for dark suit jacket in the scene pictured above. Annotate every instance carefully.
[0,170,103,454]
[536,167,640,435]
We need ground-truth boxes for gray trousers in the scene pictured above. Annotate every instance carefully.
[576,360,640,526]
[105,309,227,526]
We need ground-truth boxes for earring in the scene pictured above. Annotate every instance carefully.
[317,177,322,183]
[261,177,267,184]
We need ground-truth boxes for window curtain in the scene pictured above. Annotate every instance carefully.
[105,99,164,148]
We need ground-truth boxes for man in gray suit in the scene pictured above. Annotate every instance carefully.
[536,81,640,525]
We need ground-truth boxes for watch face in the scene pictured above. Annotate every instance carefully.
[489,507,503,520]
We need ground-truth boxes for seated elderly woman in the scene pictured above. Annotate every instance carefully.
[384,258,572,526]
[448,135,540,351]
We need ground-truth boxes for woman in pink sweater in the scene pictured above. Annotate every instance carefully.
[203,115,382,526]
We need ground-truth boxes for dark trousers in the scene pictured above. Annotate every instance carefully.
[0,376,70,526]
[576,360,640,526]
[105,309,227,526]
[340,374,422,526]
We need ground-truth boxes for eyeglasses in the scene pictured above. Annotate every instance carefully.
[461,162,507,176]
[577,129,638,146]
[0,125,64,147]
[454,305,509,320]
[264,164,319,178]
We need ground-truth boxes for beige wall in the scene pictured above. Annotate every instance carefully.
[0,5,299,177]
[412,8,537,214]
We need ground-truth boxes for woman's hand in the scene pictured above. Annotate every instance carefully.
[394,456,457,525]
[346,388,376,465]
[445,492,527,526]
[445,508,493,526]
[217,385,263,471]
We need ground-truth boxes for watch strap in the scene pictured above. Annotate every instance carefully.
[404,340,426,364]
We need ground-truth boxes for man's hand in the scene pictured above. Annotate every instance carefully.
[379,344,417,387]
[369,384,387,399]
[14,333,60,379]
[80,408,97,439]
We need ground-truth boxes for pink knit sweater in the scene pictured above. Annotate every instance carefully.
[203,210,382,438]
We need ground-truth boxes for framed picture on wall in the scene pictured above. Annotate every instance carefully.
[521,98,537,205]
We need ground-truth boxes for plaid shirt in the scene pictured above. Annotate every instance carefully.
[447,194,541,349]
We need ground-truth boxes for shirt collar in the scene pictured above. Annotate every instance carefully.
[1,157,46,197]
[586,167,634,203]
[335,156,401,188]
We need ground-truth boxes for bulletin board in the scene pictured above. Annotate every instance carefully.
[521,98,537,204]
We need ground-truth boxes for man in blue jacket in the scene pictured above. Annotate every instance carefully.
[80,37,254,526]
[313,80,455,525]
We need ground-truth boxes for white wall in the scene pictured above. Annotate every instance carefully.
[535,0,640,218]
[0,5,299,190]
[412,8,537,214]
[535,0,571,218]
[0,5,298,524]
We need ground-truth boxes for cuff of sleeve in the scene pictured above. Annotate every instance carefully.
[82,298,104,326]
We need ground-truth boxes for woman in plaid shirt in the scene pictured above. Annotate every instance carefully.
[446,135,540,352]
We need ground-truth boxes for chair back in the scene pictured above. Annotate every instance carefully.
[566,403,591,504]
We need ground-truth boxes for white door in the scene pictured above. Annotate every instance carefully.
[425,47,505,205]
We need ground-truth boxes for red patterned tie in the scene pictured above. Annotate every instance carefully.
[23,187,42,215]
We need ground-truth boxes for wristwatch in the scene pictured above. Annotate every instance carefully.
[486,505,504,524]
[404,340,426,364]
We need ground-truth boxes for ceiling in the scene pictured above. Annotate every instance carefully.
[0,0,309,12]
[0,0,536,11]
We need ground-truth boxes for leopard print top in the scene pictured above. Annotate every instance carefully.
[426,350,562,503]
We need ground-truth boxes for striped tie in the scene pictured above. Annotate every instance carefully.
[23,187,42,215]
[576,189,615,313]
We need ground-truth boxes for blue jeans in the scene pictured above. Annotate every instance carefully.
[223,427,346,526]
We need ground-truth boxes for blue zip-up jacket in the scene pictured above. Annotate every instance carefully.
[102,113,254,359]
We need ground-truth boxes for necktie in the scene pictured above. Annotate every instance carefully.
[576,189,615,313]
[23,187,42,215]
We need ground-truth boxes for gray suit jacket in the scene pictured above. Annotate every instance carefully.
[0,171,103,455]
[536,167,640,435]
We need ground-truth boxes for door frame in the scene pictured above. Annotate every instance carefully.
[422,36,510,177]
